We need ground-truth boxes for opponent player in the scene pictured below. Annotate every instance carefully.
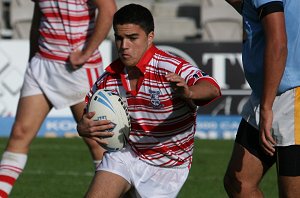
[224,0,300,197]
[0,0,116,197]
[77,4,221,197]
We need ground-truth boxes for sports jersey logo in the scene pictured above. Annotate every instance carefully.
[200,71,208,77]
[193,71,207,80]
[193,74,200,79]
[149,89,163,109]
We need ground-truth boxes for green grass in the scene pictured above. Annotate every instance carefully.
[0,138,277,197]
[179,140,278,198]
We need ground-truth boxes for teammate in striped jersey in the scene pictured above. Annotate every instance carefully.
[77,4,221,197]
[224,0,300,197]
[0,0,116,197]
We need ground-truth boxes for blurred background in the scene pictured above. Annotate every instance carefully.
[0,0,247,139]
[0,2,279,197]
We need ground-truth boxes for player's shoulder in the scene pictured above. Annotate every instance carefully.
[154,47,190,70]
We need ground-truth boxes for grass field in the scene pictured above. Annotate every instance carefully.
[0,138,278,197]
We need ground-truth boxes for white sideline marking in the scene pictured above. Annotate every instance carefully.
[23,170,94,177]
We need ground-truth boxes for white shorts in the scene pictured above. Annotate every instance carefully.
[241,87,300,146]
[20,56,102,109]
[98,146,189,198]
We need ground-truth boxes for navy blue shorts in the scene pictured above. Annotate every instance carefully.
[235,119,300,176]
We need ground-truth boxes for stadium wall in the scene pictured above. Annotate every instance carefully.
[0,40,247,139]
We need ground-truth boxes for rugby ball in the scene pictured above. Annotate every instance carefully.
[87,89,130,151]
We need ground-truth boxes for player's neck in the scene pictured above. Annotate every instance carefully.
[126,66,143,80]
[125,66,143,91]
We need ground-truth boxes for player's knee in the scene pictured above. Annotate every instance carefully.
[5,122,34,152]
[10,122,30,139]
[223,173,240,196]
[224,173,262,197]
[223,173,247,196]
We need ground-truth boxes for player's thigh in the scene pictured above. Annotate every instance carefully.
[225,143,266,186]
[278,176,300,198]
[14,94,52,130]
[7,95,52,151]
[225,119,275,186]
[277,145,300,197]
[85,170,131,198]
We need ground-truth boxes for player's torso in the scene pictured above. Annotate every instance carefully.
[36,0,101,66]
[242,0,300,96]
[98,66,197,167]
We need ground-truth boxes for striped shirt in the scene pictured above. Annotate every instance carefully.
[34,0,102,68]
[86,45,220,168]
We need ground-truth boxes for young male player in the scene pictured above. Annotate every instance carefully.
[0,0,116,197]
[77,4,221,197]
[224,0,300,197]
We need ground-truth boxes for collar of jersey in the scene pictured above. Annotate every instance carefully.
[105,44,158,74]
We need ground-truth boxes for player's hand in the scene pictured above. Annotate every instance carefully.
[69,50,89,70]
[77,111,114,145]
[259,108,276,156]
[166,73,192,99]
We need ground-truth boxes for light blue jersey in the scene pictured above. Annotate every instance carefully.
[243,0,300,97]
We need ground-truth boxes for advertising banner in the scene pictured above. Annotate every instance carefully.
[154,42,250,115]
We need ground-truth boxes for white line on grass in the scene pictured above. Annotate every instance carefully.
[23,170,94,177]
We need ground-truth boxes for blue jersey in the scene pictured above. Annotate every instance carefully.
[243,0,300,97]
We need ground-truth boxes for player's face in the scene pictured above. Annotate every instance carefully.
[114,24,154,67]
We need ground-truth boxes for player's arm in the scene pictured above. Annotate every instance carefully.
[69,0,117,68]
[166,73,221,103]
[188,80,221,103]
[29,2,41,62]
[77,102,114,145]
[259,2,287,156]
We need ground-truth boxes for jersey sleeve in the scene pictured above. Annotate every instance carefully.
[252,0,283,8]
[253,0,284,20]
[176,62,221,106]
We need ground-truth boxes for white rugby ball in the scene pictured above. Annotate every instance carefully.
[87,89,130,152]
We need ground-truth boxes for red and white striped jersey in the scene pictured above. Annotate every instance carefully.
[33,0,102,68]
[86,45,220,168]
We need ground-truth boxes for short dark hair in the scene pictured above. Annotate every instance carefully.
[113,4,154,35]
